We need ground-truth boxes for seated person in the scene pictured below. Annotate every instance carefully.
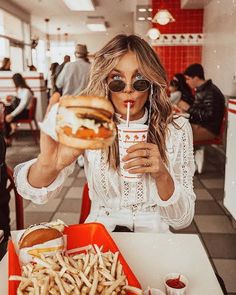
[0,132,10,241]
[183,64,225,141]
[4,73,33,145]
[169,79,182,105]
[172,73,194,112]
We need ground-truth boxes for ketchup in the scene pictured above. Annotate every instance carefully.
[166,276,186,289]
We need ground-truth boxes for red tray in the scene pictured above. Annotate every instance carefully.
[8,223,142,294]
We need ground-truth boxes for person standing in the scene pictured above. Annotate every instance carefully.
[56,45,90,95]
[183,63,225,141]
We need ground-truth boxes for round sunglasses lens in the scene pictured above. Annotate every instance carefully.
[108,80,126,92]
[133,79,150,91]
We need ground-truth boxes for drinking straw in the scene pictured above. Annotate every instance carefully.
[126,102,130,127]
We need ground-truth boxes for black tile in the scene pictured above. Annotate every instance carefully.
[201,234,236,259]
[208,189,224,201]
[195,200,225,215]
[170,221,198,234]
[198,171,224,179]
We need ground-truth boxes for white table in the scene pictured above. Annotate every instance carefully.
[0,233,223,295]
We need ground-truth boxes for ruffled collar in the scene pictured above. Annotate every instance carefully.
[115,108,148,124]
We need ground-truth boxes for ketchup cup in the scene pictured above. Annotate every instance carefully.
[164,273,188,295]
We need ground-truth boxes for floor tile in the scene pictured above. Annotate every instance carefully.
[65,187,84,199]
[73,178,87,187]
[52,212,80,225]
[201,178,225,189]
[208,188,224,201]
[70,166,80,177]
[25,198,62,212]
[54,187,69,199]
[193,178,204,189]
[194,188,214,200]
[10,211,16,226]
[213,259,236,293]
[195,200,225,215]
[194,215,236,233]
[63,177,75,187]
[78,169,86,178]
[201,234,236,259]
[170,221,198,234]
[24,212,54,227]
[57,199,82,213]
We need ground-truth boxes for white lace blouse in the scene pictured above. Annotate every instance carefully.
[14,113,196,233]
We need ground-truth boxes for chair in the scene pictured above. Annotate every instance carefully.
[79,183,91,224]
[6,166,24,230]
[193,108,227,173]
[14,96,39,144]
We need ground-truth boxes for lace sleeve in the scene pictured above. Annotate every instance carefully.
[151,120,196,229]
[14,159,75,204]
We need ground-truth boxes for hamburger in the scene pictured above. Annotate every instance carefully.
[56,95,116,149]
[18,222,65,264]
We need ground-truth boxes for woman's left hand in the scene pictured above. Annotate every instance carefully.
[122,142,167,180]
[5,114,13,122]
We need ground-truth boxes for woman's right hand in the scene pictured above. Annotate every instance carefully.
[28,93,83,188]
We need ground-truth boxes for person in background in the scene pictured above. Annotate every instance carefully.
[183,63,225,141]
[15,35,195,233]
[56,46,90,167]
[0,57,11,71]
[0,132,10,241]
[27,65,37,71]
[169,79,182,105]
[4,73,33,146]
[47,62,59,96]
[172,73,194,111]
[56,45,90,95]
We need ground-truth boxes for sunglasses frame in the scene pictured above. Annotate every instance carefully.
[107,79,151,93]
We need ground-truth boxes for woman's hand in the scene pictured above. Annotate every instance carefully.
[122,142,166,179]
[28,94,83,188]
[122,142,175,200]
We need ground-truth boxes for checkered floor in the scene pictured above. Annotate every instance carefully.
[6,131,236,294]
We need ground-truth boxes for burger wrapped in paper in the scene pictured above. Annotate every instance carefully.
[18,220,66,265]
[56,95,116,149]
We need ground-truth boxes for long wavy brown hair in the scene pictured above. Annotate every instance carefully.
[81,34,173,169]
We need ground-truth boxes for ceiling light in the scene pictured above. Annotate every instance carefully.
[152,9,175,25]
[138,17,146,21]
[138,8,147,12]
[63,0,95,11]
[147,28,161,40]
[87,19,107,31]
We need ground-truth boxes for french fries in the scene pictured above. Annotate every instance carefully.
[10,244,143,295]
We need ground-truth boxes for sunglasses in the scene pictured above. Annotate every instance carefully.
[108,79,151,93]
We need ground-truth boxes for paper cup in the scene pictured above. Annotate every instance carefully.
[117,123,148,182]
[144,288,166,295]
[164,273,188,295]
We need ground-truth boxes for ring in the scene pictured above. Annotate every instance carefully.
[144,161,151,167]
[146,149,150,158]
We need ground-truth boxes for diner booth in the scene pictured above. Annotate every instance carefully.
[0,71,47,122]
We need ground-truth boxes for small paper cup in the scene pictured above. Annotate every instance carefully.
[144,288,166,295]
[164,273,188,295]
[117,123,148,182]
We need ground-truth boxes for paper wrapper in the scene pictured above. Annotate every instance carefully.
[38,103,59,141]
[19,236,66,265]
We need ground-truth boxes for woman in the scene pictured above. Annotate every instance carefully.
[14,35,195,232]
[169,79,182,105]
[4,73,33,145]
[47,62,59,96]
[172,73,194,111]
[0,57,11,71]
